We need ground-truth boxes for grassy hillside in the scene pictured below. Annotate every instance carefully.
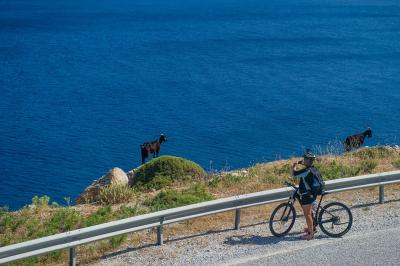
[1,146,400,265]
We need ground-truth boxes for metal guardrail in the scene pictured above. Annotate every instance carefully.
[1,170,400,265]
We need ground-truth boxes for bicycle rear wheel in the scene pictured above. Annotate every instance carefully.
[318,202,353,237]
[269,202,296,237]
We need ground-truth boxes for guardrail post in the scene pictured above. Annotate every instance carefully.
[157,217,164,245]
[379,185,384,204]
[69,247,76,266]
[234,209,241,230]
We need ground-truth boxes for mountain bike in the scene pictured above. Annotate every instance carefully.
[269,181,353,237]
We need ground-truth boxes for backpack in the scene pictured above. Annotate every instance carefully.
[309,167,326,195]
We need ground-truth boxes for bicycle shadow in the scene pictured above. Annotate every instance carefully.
[224,232,330,246]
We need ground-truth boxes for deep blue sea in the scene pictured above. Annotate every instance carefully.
[1,0,400,209]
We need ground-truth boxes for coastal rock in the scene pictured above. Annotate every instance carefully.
[75,167,129,204]
[106,167,129,185]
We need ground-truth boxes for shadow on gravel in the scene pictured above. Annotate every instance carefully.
[224,233,329,246]
[350,198,400,209]
[166,228,233,243]
[99,242,157,260]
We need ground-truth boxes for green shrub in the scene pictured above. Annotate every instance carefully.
[207,175,222,187]
[247,166,261,177]
[352,147,394,159]
[25,217,45,238]
[133,156,206,190]
[315,160,359,180]
[64,197,72,207]
[31,195,59,209]
[115,205,142,219]
[16,251,65,266]
[207,173,247,188]
[0,206,8,216]
[16,256,39,266]
[221,174,244,186]
[0,211,16,246]
[0,207,83,247]
[109,235,127,248]
[0,213,24,233]
[85,206,114,227]
[262,175,279,184]
[359,160,377,174]
[31,195,50,207]
[392,160,400,169]
[315,159,377,180]
[146,184,213,211]
[48,208,82,232]
[99,185,136,205]
[148,174,174,190]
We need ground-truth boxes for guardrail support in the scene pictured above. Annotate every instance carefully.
[234,209,241,230]
[69,247,76,266]
[157,217,164,245]
[379,185,384,204]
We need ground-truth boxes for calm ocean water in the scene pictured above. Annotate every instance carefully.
[1,0,399,209]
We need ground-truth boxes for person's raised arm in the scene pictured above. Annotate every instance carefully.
[292,160,309,178]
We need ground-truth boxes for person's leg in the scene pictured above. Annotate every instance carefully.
[304,200,317,233]
[301,204,314,239]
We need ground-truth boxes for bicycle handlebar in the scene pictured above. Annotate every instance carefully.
[284,181,298,189]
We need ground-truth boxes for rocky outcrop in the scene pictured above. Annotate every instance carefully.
[75,167,129,204]
[75,156,207,204]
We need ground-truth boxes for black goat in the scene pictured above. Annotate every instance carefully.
[140,134,167,164]
[343,128,372,152]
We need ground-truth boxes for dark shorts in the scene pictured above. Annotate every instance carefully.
[299,193,317,205]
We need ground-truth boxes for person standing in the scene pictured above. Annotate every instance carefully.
[292,151,323,240]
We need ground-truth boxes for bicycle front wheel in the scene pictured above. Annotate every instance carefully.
[269,202,296,237]
[318,202,353,237]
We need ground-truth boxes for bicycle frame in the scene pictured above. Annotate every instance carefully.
[284,182,329,227]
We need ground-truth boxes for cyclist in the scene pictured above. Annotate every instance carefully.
[292,151,321,240]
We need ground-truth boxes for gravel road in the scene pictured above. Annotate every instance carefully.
[94,196,400,266]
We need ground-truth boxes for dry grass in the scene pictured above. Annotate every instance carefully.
[206,146,400,198]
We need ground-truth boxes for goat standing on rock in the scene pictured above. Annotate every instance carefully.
[343,127,372,152]
[140,134,167,164]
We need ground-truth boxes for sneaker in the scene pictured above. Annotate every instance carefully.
[300,233,315,241]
